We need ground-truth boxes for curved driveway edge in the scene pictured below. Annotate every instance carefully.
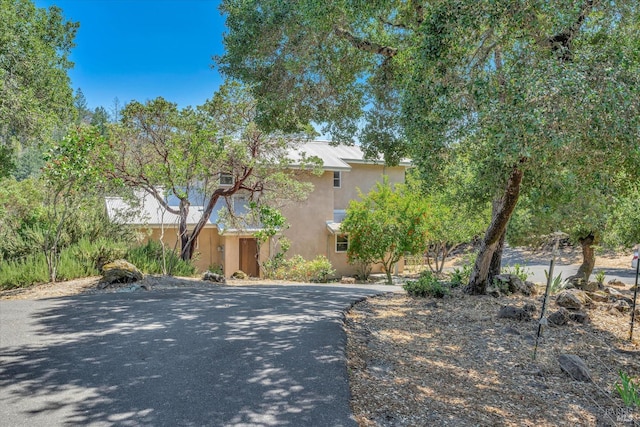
[0,285,400,427]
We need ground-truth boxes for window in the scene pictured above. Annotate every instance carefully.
[333,171,341,188]
[336,234,348,253]
[219,173,234,187]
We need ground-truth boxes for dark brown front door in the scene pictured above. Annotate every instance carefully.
[239,238,259,277]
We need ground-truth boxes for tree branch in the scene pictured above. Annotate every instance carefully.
[334,27,398,57]
[546,0,595,61]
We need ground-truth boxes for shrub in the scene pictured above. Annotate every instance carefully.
[0,254,49,289]
[126,241,197,276]
[450,264,472,288]
[616,370,640,407]
[404,271,450,298]
[71,237,128,271]
[264,255,335,282]
[502,263,531,282]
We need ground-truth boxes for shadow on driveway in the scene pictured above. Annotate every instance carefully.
[0,286,383,426]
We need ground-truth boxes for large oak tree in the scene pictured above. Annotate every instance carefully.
[217,0,640,294]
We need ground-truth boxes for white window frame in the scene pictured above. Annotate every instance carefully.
[333,171,341,188]
[336,234,349,253]
[219,173,234,187]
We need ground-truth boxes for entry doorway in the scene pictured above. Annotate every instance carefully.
[239,238,260,277]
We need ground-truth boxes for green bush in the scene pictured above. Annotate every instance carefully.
[404,271,450,298]
[126,241,197,276]
[71,237,128,271]
[0,245,101,290]
[502,263,531,282]
[56,246,98,280]
[264,255,335,282]
[0,254,49,289]
[450,264,472,287]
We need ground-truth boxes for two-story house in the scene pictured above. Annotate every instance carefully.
[105,141,410,278]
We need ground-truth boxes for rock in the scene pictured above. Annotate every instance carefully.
[341,276,356,284]
[548,308,570,326]
[569,311,590,324]
[612,300,631,313]
[608,279,626,287]
[579,281,600,292]
[203,271,226,284]
[494,274,523,295]
[100,259,143,286]
[523,281,538,296]
[605,286,623,296]
[556,289,593,310]
[558,354,592,382]
[498,305,533,321]
[231,270,248,279]
[522,303,537,314]
[585,291,609,303]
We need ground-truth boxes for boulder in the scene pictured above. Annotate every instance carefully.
[498,304,535,321]
[548,308,570,326]
[100,260,143,286]
[612,300,631,313]
[608,279,626,288]
[578,281,600,292]
[556,289,593,310]
[569,311,590,324]
[558,354,592,382]
[231,270,248,279]
[203,271,226,284]
[585,291,609,303]
[489,275,536,296]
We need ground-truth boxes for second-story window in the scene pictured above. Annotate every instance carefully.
[219,173,234,187]
[333,171,341,188]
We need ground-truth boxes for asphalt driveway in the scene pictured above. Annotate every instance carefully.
[0,285,395,427]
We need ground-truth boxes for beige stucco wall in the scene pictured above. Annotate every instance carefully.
[281,165,407,278]
[333,164,406,210]
[145,226,222,273]
[281,172,335,263]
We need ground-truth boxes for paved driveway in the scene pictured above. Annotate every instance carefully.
[0,285,397,427]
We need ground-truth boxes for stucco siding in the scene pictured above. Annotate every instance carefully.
[334,164,406,210]
[281,172,334,263]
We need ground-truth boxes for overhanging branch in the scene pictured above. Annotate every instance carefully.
[334,27,398,58]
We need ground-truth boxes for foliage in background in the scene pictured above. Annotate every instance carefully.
[404,271,450,298]
[0,0,78,177]
[501,264,532,282]
[40,126,110,281]
[342,178,428,285]
[406,171,487,273]
[250,203,292,278]
[263,254,334,283]
[126,241,197,277]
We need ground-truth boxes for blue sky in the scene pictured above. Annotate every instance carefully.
[35,0,226,111]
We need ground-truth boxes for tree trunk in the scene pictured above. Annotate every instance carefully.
[467,166,523,295]
[489,229,507,278]
[575,232,597,282]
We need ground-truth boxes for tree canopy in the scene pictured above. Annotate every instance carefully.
[0,0,78,176]
[341,178,428,285]
[218,0,640,293]
[103,82,316,261]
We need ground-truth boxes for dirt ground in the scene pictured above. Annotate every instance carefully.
[347,249,640,427]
